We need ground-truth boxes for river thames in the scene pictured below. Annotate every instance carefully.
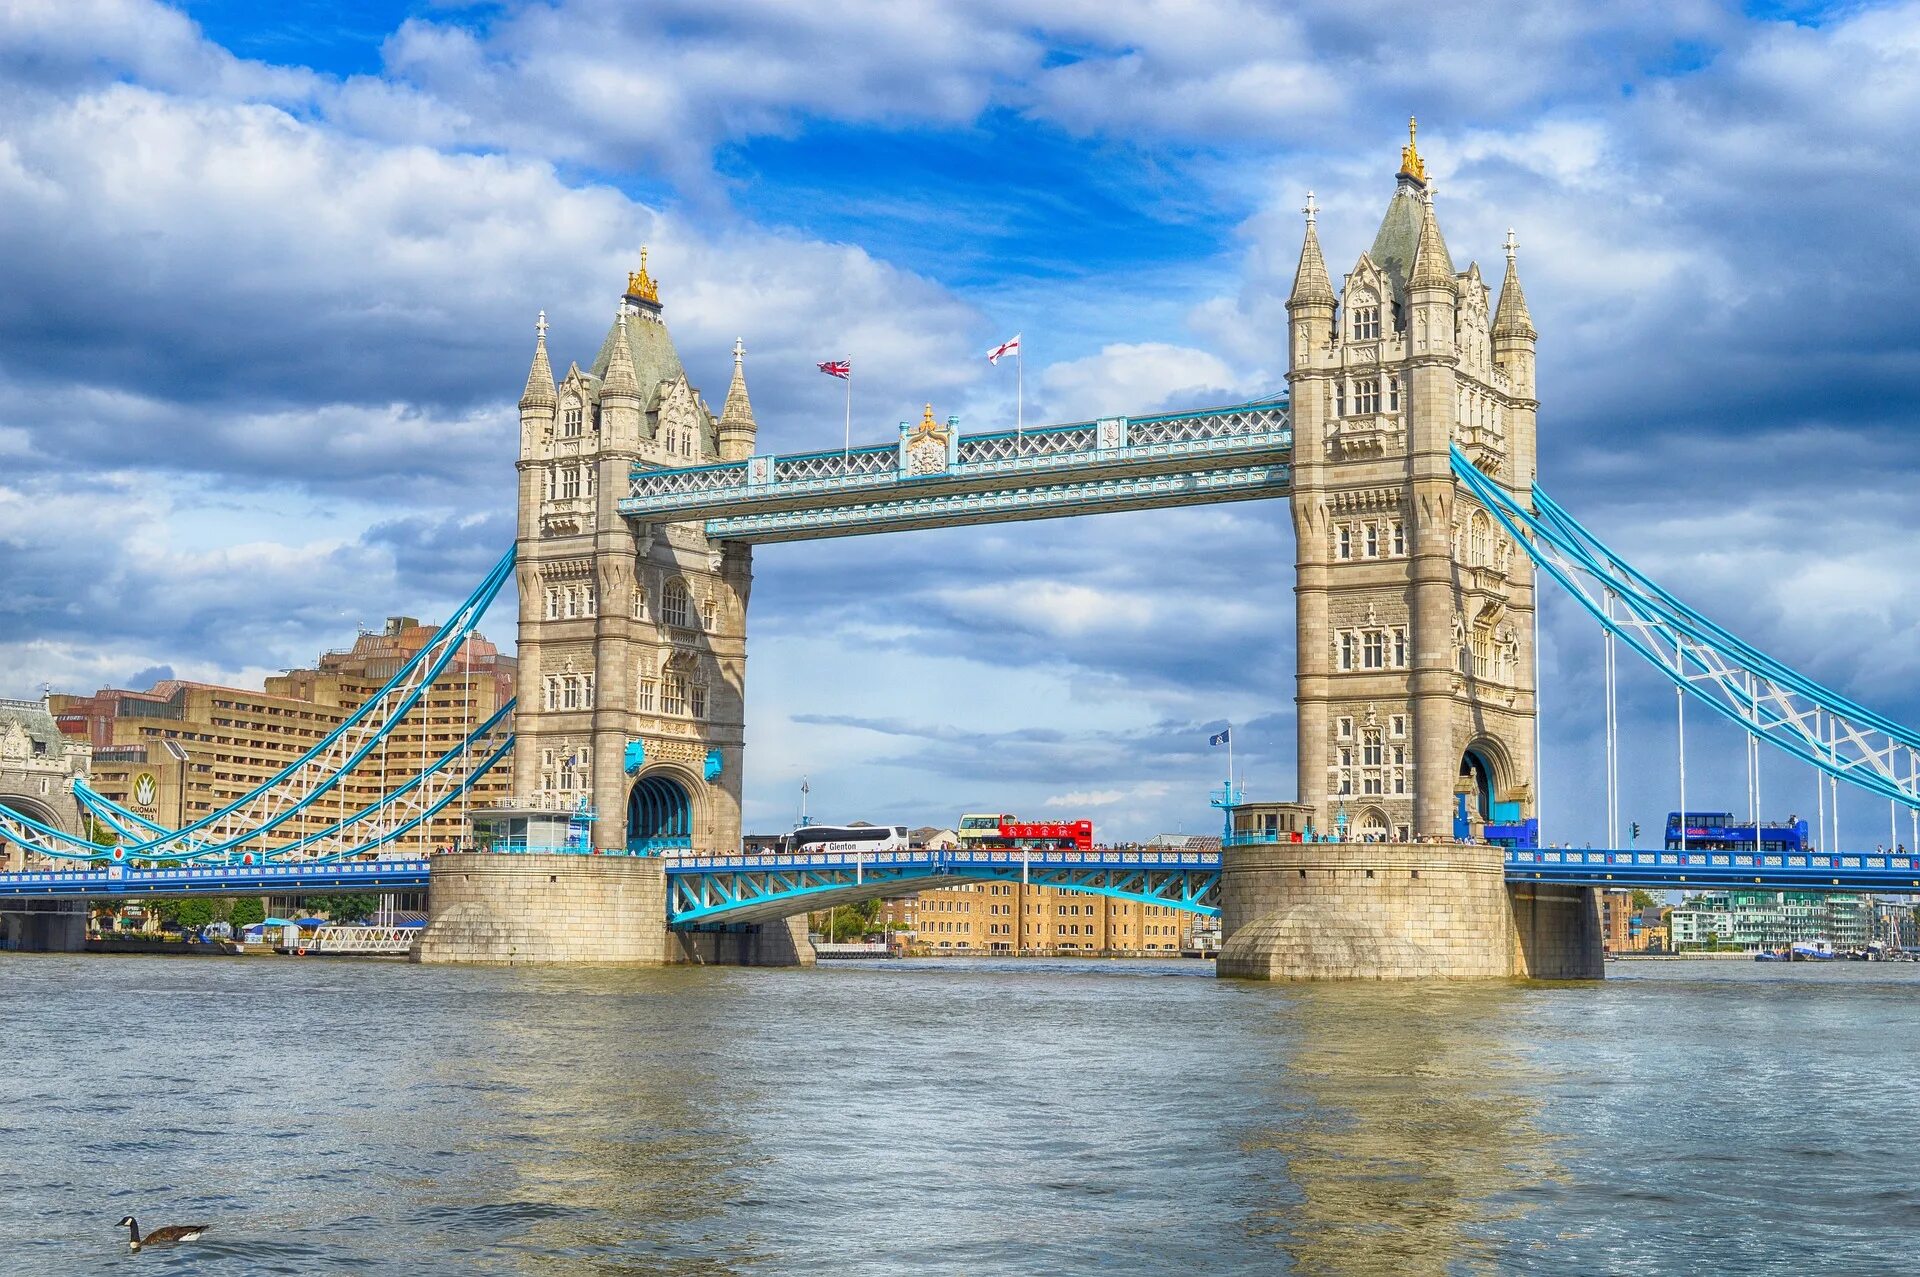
[2,956,1915,1274]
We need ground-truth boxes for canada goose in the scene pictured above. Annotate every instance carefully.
[117,1216,209,1251]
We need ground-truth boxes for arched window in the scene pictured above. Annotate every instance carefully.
[1468,511,1490,565]
[662,580,691,628]
[1391,520,1406,555]
[1351,294,1380,340]
[1364,523,1379,557]
[1337,525,1352,559]
[562,399,584,438]
[701,595,717,630]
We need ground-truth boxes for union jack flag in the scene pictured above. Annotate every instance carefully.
[817,360,851,379]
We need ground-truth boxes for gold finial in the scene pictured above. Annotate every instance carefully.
[626,246,659,305]
[922,403,937,430]
[1398,115,1427,185]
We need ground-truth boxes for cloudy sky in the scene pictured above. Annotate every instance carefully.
[3,0,1918,845]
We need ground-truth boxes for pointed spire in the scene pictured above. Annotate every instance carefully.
[1409,188,1456,291]
[602,310,640,399]
[519,310,556,411]
[720,337,755,427]
[1288,191,1336,310]
[1493,228,1535,341]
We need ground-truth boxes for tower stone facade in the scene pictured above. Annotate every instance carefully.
[512,255,755,855]
[1288,123,1540,841]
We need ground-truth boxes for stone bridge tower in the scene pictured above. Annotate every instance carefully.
[1287,121,1539,843]
[1218,123,1596,981]
[510,255,754,857]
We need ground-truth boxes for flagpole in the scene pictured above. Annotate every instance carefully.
[1228,722,1235,801]
[1016,342,1023,442]
[843,354,851,459]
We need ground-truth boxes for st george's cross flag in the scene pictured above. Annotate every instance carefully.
[817,360,851,379]
[987,334,1021,364]
[1209,728,1231,746]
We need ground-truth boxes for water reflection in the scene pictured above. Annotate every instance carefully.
[430,967,769,1274]
[1246,983,1563,1275]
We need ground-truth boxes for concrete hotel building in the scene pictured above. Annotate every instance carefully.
[885,882,1201,955]
[51,617,513,855]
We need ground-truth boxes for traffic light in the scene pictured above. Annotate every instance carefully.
[1630,821,1641,843]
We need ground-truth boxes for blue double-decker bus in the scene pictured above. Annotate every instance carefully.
[1665,811,1809,852]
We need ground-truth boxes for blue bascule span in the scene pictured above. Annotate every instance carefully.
[1453,448,1920,814]
[0,859,432,900]
[0,547,519,867]
[1505,847,1920,893]
[619,400,1292,543]
[664,849,1223,927]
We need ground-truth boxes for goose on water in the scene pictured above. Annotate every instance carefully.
[117,1216,209,1251]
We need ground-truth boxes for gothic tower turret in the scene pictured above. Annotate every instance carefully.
[1286,119,1539,842]
[717,338,758,462]
[512,253,751,858]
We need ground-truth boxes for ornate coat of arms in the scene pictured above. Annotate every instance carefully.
[904,404,952,476]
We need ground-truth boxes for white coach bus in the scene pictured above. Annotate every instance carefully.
[779,824,911,855]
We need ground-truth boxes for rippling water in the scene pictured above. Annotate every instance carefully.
[3,954,1918,1274]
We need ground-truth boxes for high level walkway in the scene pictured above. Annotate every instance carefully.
[617,401,1291,542]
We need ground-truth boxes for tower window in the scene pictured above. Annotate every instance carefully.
[1363,631,1385,669]
[1391,520,1406,555]
[1337,525,1352,559]
[562,402,583,437]
[1364,523,1379,557]
[1355,379,1380,414]
[559,467,581,500]
[1339,634,1356,671]
[1353,306,1380,340]
[662,580,691,628]
[1394,629,1408,667]
[1334,382,1346,418]
[702,596,717,629]
[636,679,657,712]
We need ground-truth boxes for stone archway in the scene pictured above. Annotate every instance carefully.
[626,771,693,854]
[1355,806,1391,843]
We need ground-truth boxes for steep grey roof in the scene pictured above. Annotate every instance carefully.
[1368,179,1428,300]
[591,312,690,411]
[0,701,62,756]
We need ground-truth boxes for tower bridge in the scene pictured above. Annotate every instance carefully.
[4,125,1918,975]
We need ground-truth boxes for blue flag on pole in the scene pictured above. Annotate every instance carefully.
[1209,728,1230,746]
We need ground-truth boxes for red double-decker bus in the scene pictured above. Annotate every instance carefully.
[983,818,1093,851]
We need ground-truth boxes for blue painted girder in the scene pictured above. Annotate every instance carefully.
[0,859,432,899]
[1505,847,1920,892]
[664,848,1224,927]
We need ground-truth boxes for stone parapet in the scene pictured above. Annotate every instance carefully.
[1217,840,1600,980]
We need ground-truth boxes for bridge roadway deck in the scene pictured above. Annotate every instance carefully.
[2,847,1915,909]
